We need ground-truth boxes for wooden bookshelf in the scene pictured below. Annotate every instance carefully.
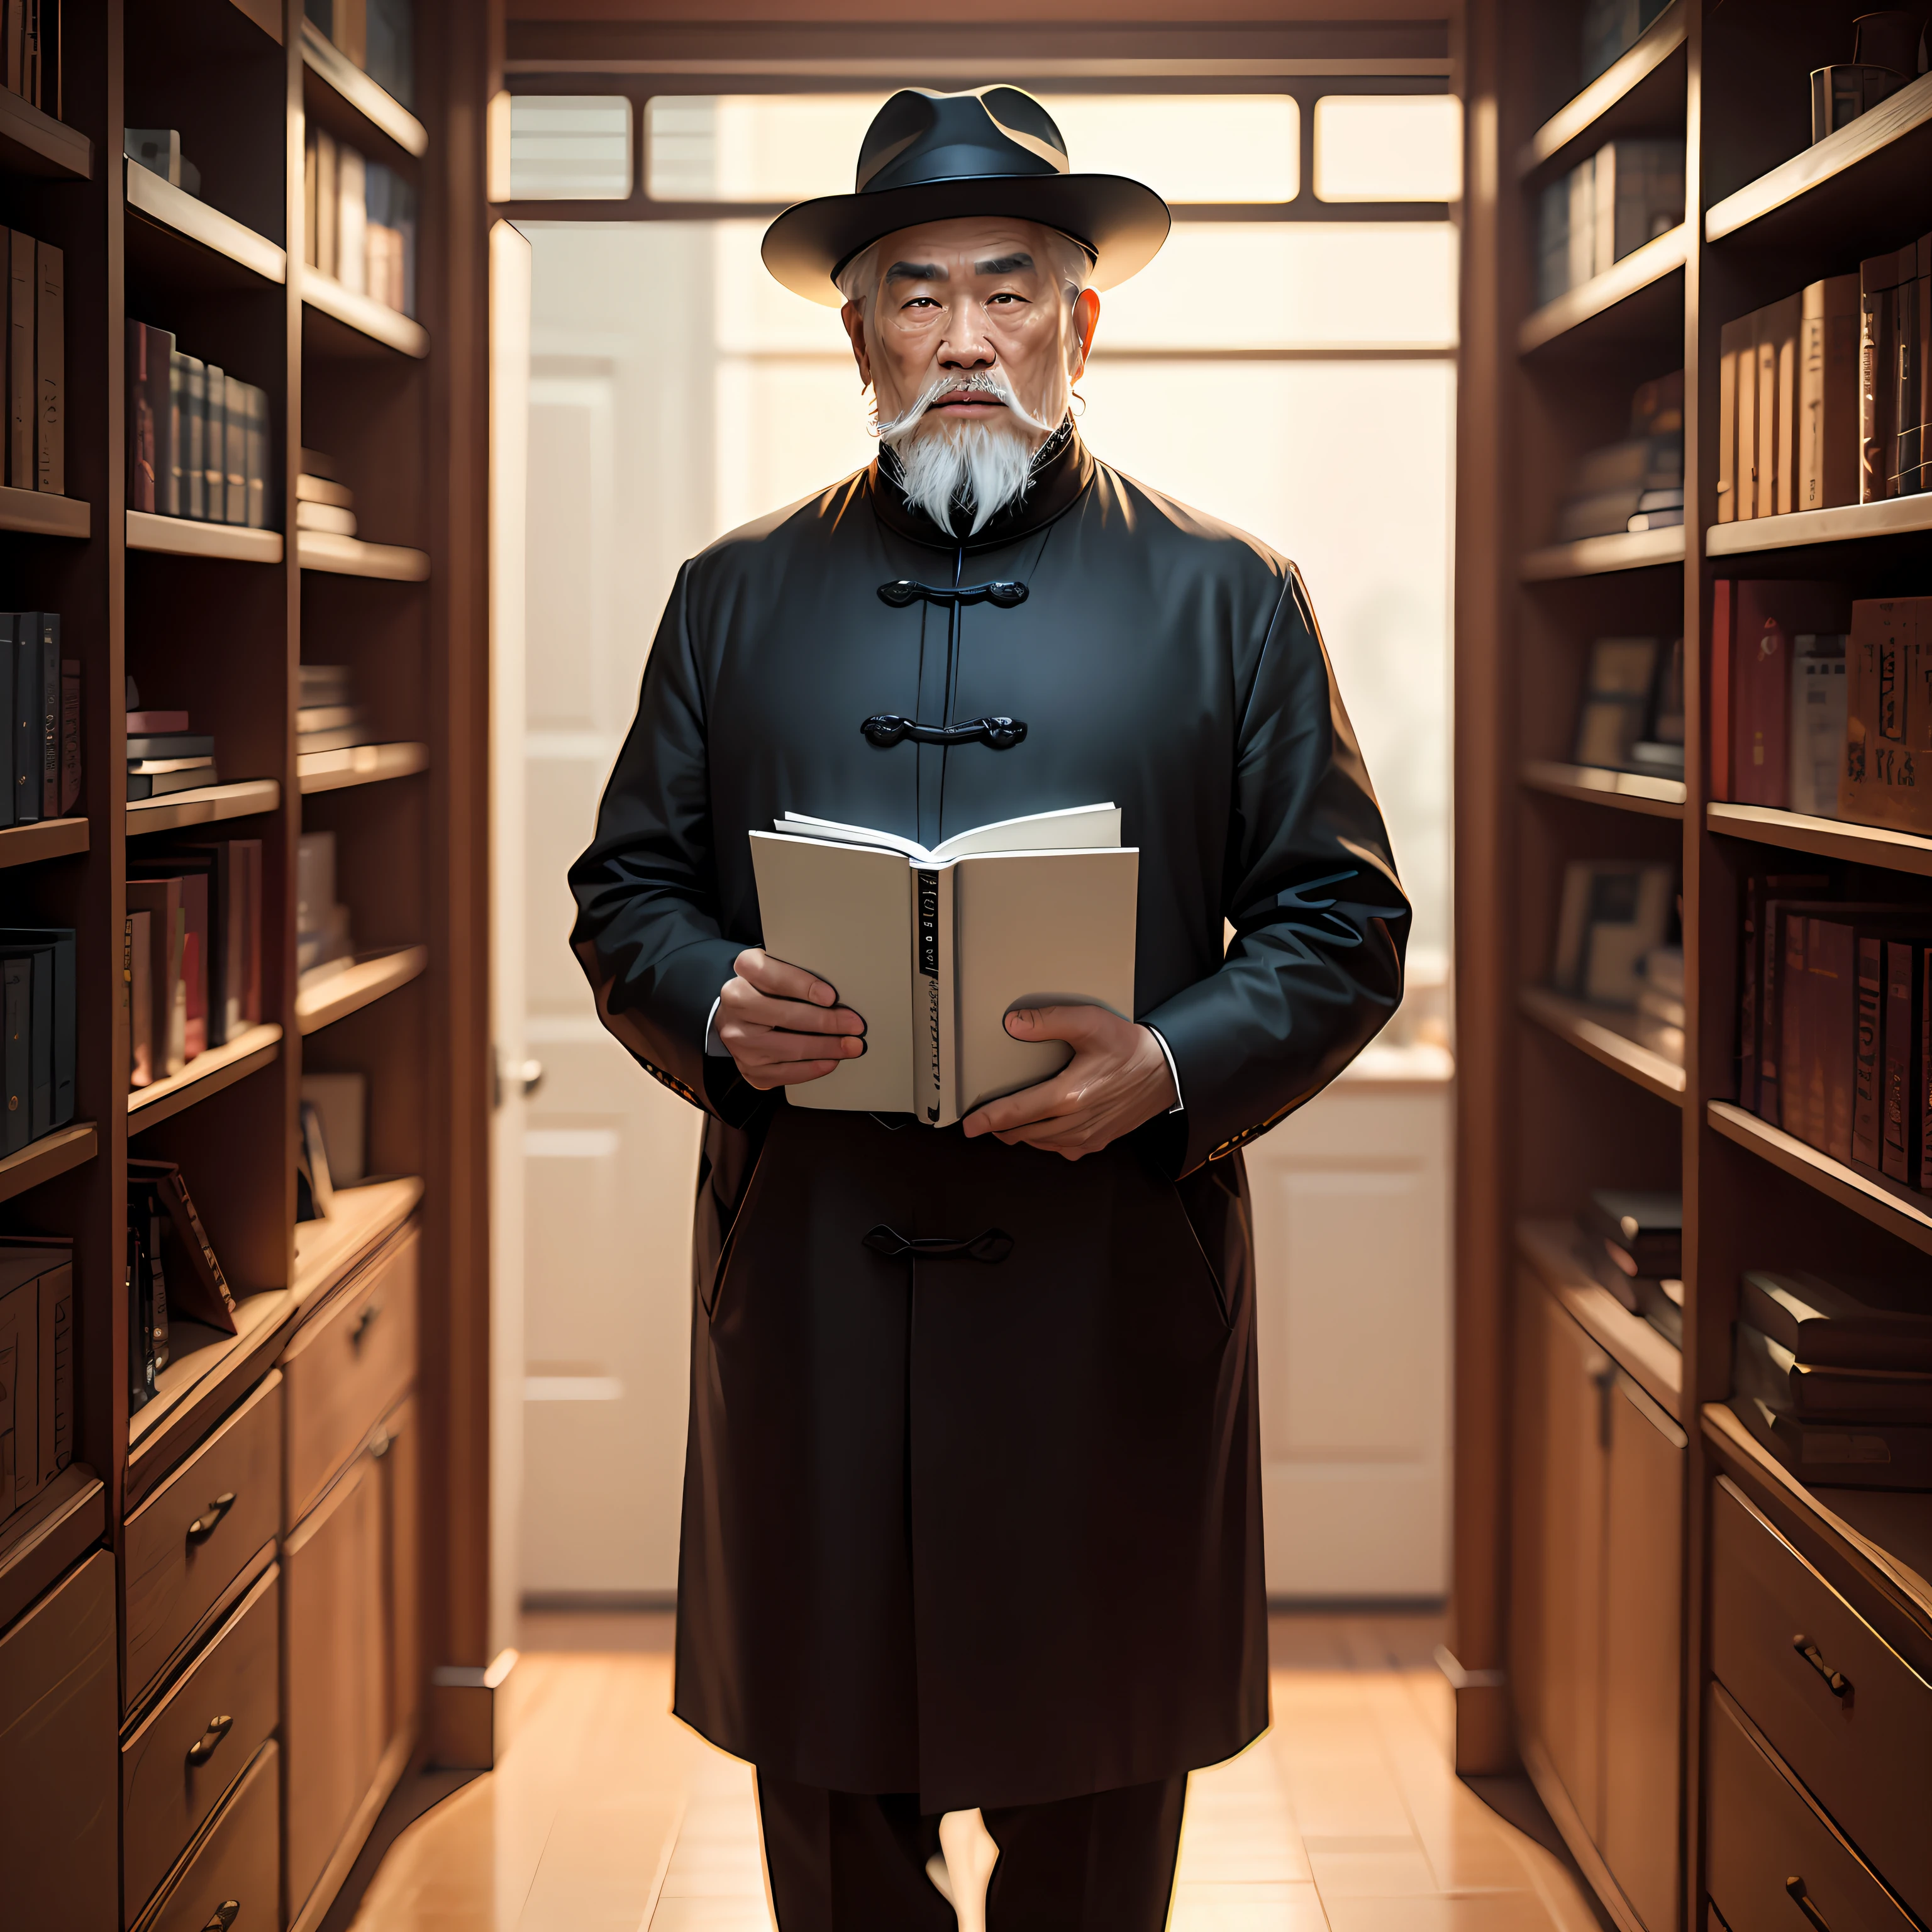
[1459,14,1932,1926]
[0,87,94,179]
[125,511,285,563]
[123,157,288,286]
[0,1122,98,1205]
[301,274,430,358]
[126,778,282,835]
[301,18,430,158]
[0,483,90,537]
[0,816,89,866]
[298,740,428,792]
[295,946,428,1034]
[297,530,431,578]
[126,1024,284,1130]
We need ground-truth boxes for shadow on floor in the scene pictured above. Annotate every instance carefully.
[316,1767,481,1932]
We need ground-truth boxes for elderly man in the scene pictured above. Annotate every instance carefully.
[570,86,1409,1932]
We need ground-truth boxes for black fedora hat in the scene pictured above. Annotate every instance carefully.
[762,86,1171,307]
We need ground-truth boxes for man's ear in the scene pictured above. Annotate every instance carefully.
[1071,287,1101,379]
[841,301,872,386]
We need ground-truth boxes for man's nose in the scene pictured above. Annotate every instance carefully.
[938,301,997,370]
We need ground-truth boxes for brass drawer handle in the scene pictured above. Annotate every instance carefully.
[186,1494,236,1544]
[1792,1634,1852,1701]
[1787,1877,1832,1929]
[186,1713,233,1766]
[350,1302,382,1347]
[202,1904,240,1931]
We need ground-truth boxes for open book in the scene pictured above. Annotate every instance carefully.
[749,803,1138,1124]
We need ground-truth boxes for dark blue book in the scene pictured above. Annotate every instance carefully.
[0,930,74,1128]
[1,957,26,1154]
[0,614,15,830]
[11,612,40,824]
[37,614,57,818]
[126,733,215,760]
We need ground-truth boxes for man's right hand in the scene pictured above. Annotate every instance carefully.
[717,948,865,1089]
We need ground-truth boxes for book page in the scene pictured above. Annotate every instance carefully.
[930,802,1120,860]
[749,833,914,1113]
[950,847,1140,1119]
[776,813,931,862]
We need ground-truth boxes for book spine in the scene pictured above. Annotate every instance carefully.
[143,1192,169,1372]
[1733,609,1789,808]
[1739,878,1760,1110]
[1919,233,1932,496]
[169,1169,235,1311]
[1897,257,1922,497]
[1736,317,1758,520]
[223,372,245,524]
[2,956,25,1154]
[6,229,28,491]
[125,318,152,511]
[1883,939,1919,1184]
[202,363,224,519]
[1775,296,1801,515]
[1756,307,1778,517]
[127,1223,152,1412]
[58,657,77,814]
[184,355,204,520]
[12,612,36,824]
[26,945,48,1138]
[1775,908,1806,1131]
[1718,317,1740,521]
[1853,934,1885,1167]
[916,867,941,1123]
[245,382,266,529]
[164,348,182,518]
[33,238,58,494]
[1861,256,1897,502]
[1711,579,1733,797]
[1823,272,1863,509]
[36,611,53,818]
[1798,286,1824,515]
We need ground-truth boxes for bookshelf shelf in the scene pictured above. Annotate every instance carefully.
[0,1121,97,1206]
[1520,984,1685,1104]
[1702,1403,1932,1635]
[127,779,281,835]
[298,740,429,794]
[1705,801,1932,879]
[1707,493,1932,558]
[126,1289,297,1486]
[1521,759,1685,817]
[297,531,431,580]
[126,511,284,564]
[1519,524,1684,580]
[292,1177,425,1319]
[1517,223,1686,357]
[123,158,287,287]
[302,275,430,360]
[1516,0,1687,179]
[126,1024,283,1132]
[1706,67,1932,257]
[0,90,93,180]
[0,486,89,538]
[1520,1218,1682,1416]
[0,817,89,868]
[295,946,428,1035]
[1707,1101,1932,1259]
[300,19,429,160]
[0,1467,104,1635]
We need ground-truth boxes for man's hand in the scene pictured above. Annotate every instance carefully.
[718,948,865,1089]
[961,1006,1177,1159]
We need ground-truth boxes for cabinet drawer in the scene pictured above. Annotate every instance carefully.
[122,1563,279,1925]
[1710,1476,1932,1917]
[281,1224,418,1528]
[125,1372,282,1709]
[1706,1683,1916,1932]
[136,1738,279,1932]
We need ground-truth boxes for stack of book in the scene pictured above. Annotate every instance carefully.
[123,126,201,197]
[1580,0,1671,86]
[1552,860,1678,1010]
[1,223,62,496]
[1571,633,1685,779]
[1536,140,1682,309]
[0,1238,73,1523]
[1732,1267,1932,1488]
[1,3,58,118]
[304,128,417,317]
[296,830,355,991]
[298,660,372,755]
[0,926,73,1153]
[125,681,217,800]
[305,0,413,106]
[1577,1189,1682,1346]
[1552,373,1683,542]
[1,611,77,824]
[296,452,359,540]
[126,322,272,527]
[125,840,264,1089]
[126,1159,236,1413]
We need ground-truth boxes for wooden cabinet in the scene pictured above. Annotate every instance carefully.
[0,1548,118,1929]
[136,1740,280,1932]
[1512,1275,1685,1930]
[377,1394,422,1743]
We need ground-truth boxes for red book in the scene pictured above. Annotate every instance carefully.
[1884,940,1925,1186]
[1730,581,1852,808]
[1855,934,1886,1167]
[1803,916,1855,1160]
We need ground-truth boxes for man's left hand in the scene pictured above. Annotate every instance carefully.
[961,1006,1177,1159]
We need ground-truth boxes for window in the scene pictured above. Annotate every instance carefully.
[507,95,633,201]
[1313,94,1463,202]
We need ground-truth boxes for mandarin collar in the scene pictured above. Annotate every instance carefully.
[869,421,1096,552]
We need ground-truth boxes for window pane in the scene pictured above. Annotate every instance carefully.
[1095,223,1457,349]
[509,96,633,200]
[1314,95,1462,203]
[648,93,1296,204]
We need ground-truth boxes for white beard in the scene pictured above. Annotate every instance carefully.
[877,371,1066,535]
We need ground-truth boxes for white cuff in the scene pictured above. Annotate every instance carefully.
[1145,1024,1185,1114]
[704,994,728,1055]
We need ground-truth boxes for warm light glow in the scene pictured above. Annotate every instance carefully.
[508,96,633,201]
[1314,95,1462,203]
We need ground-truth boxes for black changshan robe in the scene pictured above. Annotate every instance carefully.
[568,430,1411,1813]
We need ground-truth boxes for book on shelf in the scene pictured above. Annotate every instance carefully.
[1742,1267,1932,1370]
[1581,1188,1680,1277]
[0,927,73,1153]
[1736,1315,1932,1424]
[301,1071,367,1184]
[305,126,418,317]
[1790,633,1848,816]
[125,1185,169,1410]
[296,1099,335,1222]
[1570,633,1684,776]
[1550,372,1682,541]
[306,0,414,106]
[750,802,1138,1124]
[126,321,271,528]
[1551,861,1675,1007]
[1736,867,1831,1113]
[126,839,262,1087]
[1535,140,1682,309]
[6,230,28,491]
[0,225,60,496]
[124,908,151,1089]
[0,1240,73,1525]
[127,1158,236,1333]
[1841,595,1932,829]
[1733,1392,1932,1491]
[1713,579,1850,811]
[1858,236,1932,505]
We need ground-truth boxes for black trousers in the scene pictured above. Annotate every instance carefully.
[755,1769,1189,1932]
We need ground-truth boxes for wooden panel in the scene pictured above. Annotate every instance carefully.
[379,1396,422,1744]
[121,1563,280,1925]
[1705,1684,1916,1932]
[138,1740,280,1932]
[283,1453,386,1923]
[280,1224,419,1527]
[1710,1477,1932,1921]
[0,1549,118,1929]
[123,1373,284,1709]
[1599,1375,1685,1931]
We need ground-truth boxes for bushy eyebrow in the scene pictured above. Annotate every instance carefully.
[885,260,945,283]
[975,252,1035,275]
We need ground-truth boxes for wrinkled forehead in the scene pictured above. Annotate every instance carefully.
[870,216,1058,284]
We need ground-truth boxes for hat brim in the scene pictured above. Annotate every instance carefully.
[761,173,1172,306]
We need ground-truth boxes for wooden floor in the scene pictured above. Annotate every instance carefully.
[343,1611,1607,1931]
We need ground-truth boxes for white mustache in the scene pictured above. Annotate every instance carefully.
[874,371,1055,443]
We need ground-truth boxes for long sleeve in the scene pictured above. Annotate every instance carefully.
[567,563,755,1121]
[1140,565,1411,1176]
